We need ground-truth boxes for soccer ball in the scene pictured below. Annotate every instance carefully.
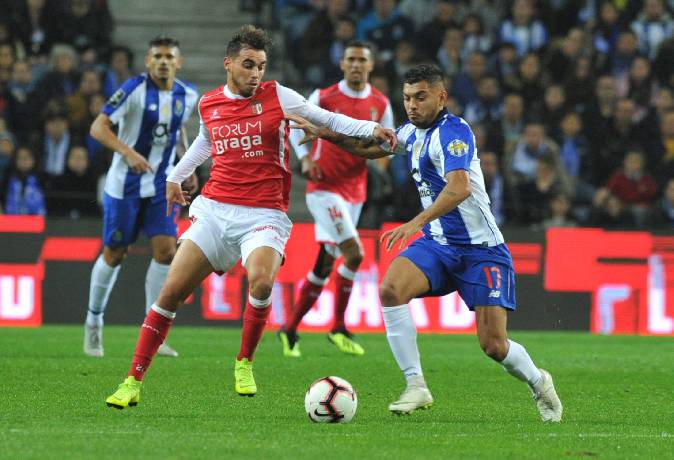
[305,376,358,423]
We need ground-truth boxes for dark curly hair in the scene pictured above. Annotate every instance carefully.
[403,64,444,85]
[225,25,273,57]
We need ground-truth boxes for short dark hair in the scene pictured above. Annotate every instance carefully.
[403,64,445,85]
[149,35,180,49]
[226,25,272,57]
[344,39,374,53]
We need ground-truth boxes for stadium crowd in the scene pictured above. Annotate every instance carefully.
[0,0,673,232]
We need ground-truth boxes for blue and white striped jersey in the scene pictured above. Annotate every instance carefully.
[101,73,198,201]
[395,110,504,246]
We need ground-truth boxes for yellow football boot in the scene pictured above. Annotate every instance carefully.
[234,358,257,396]
[106,376,141,409]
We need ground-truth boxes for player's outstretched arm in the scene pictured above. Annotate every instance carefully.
[381,170,472,251]
[90,113,153,174]
[287,114,392,159]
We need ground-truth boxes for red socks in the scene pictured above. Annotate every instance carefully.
[237,297,271,361]
[128,306,174,381]
[332,268,354,331]
[284,273,326,332]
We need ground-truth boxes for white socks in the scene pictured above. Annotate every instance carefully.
[337,264,357,281]
[151,303,176,319]
[145,259,170,314]
[85,255,121,326]
[501,339,542,386]
[382,304,423,383]
[248,293,272,309]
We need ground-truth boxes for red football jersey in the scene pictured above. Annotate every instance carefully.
[199,81,291,211]
[305,81,392,203]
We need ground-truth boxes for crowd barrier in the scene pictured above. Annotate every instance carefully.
[1,216,672,335]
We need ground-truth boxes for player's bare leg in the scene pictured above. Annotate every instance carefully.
[106,240,213,409]
[148,235,179,357]
[235,246,283,396]
[475,306,562,422]
[84,246,127,357]
[327,237,365,355]
[379,257,434,414]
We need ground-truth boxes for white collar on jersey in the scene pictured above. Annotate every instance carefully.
[338,80,371,99]
[223,85,252,100]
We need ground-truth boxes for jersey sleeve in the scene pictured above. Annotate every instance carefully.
[182,86,199,123]
[288,89,320,160]
[101,76,143,124]
[167,124,211,183]
[276,83,378,138]
[434,121,475,174]
[380,101,395,129]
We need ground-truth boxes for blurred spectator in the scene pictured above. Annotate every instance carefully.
[583,75,617,148]
[451,51,487,106]
[590,98,647,185]
[630,0,674,59]
[0,145,45,215]
[541,0,583,38]
[84,93,106,163]
[358,0,414,63]
[479,150,505,225]
[6,60,39,142]
[564,56,595,110]
[0,42,15,77]
[617,56,656,119]
[399,0,449,32]
[444,94,462,117]
[539,84,567,139]
[653,35,674,87]
[607,30,639,77]
[11,0,59,60]
[516,154,572,225]
[504,52,545,114]
[485,93,524,157]
[437,26,464,78]
[66,68,102,137]
[547,27,586,83]
[606,150,658,224]
[463,75,502,125]
[505,121,561,185]
[649,109,674,185]
[56,0,113,58]
[498,0,548,57]
[462,13,492,57]
[41,107,72,177]
[489,42,518,83]
[32,44,79,112]
[47,144,98,218]
[387,40,418,82]
[589,187,637,228]
[416,0,462,60]
[298,0,351,87]
[557,111,594,203]
[0,130,15,179]
[103,46,133,98]
[543,192,577,229]
[647,177,674,228]
[592,1,622,66]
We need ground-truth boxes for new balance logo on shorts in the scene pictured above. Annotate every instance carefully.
[489,290,501,298]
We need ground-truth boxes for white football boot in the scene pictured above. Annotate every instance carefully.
[83,323,104,357]
[157,342,179,357]
[531,369,563,422]
[389,376,433,415]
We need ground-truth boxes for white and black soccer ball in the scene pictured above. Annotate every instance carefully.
[305,376,358,423]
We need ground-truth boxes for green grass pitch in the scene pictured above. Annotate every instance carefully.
[1,326,672,459]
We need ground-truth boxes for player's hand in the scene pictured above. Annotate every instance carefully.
[124,149,153,174]
[183,173,200,195]
[372,126,397,151]
[301,156,322,181]
[286,113,321,145]
[381,219,423,251]
[166,180,191,216]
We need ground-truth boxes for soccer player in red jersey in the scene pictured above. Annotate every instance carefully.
[278,40,394,357]
[104,25,396,408]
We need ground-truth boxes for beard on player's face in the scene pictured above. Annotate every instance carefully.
[226,49,266,97]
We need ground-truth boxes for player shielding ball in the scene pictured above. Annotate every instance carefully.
[104,26,397,408]
[84,36,198,359]
[279,40,395,358]
[288,64,563,422]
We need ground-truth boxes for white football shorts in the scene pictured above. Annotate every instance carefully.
[306,191,362,257]
[180,195,292,273]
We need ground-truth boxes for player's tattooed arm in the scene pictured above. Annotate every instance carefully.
[381,170,471,251]
[286,114,392,159]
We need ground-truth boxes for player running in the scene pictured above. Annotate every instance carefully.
[84,36,198,359]
[288,64,563,422]
[278,40,395,358]
[104,25,396,408]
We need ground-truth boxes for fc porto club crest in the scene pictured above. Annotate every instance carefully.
[250,100,263,115]
[447,139,469,157]
[174,99,184,117]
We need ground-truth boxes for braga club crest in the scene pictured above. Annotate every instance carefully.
[250,100,263,115]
